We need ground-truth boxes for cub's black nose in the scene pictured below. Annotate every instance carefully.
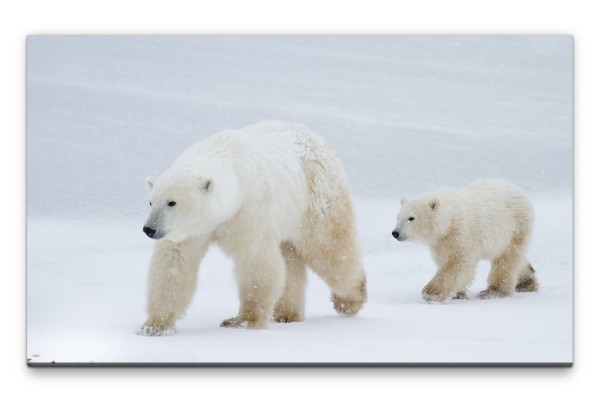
[143,226,156,238]
[392,231,400,238]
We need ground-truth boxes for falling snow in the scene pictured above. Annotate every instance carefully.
[26,36,572,364]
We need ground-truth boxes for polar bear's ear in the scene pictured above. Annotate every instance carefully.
[400,197,407,206]
[429,199,439,211]
[145,176,156,190]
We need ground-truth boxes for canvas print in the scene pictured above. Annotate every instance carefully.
[26,35,573,365]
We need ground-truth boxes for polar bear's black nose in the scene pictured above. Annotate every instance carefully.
[392,231,400,238]
[143,226,156,238]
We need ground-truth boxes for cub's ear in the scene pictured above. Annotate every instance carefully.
[400,197,407,206]
[145,176,156,190]
[429,199,439,211]
[202,179,212,192]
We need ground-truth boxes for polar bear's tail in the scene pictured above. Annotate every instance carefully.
[516,264,539,292]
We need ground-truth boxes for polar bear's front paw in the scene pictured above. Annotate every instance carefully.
[421,283,449,302]
[137,324,176,336]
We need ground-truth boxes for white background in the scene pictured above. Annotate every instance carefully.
[2,0,598,399]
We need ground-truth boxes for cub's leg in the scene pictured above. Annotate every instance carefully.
[515,264,539,292]
[422,254,476,302]
[480,212,534,298]
[479,241,527,299]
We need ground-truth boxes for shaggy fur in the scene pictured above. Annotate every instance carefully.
[392,179,538,302]
[138,121,366,335]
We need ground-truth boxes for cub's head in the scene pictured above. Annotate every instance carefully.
[391,195,445,243]
[143,165,240,242]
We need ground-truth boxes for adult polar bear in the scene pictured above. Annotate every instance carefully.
[139,121,366,335]
[392,179,538,302]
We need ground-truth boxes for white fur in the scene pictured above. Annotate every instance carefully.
[139,121,367,334]
[393,179,537,302]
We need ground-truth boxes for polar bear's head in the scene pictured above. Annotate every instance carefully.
[392,195,450,244]
[143,164,241,243]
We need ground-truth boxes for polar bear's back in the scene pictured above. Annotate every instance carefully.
[230,121,349,190]
[175,121,341,177]
[178,121,351,241]
[463,179,532,217]
[235,121,342,169]
[460,179,533,259]
[238,121,354,238]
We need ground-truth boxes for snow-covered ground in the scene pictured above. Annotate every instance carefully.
[27,195,571,364]
[26,36,572,364]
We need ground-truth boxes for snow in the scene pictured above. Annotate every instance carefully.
[26,35,572,364]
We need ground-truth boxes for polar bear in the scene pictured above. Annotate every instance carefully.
[391,179,538,302]
[138,121,366,335]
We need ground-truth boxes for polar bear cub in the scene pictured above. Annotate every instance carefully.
[392,179,538,302]
[138,121,366,335]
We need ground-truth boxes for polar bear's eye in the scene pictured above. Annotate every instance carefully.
[408,216,415,221]
[149,202,152,207]
[167,201,177,207]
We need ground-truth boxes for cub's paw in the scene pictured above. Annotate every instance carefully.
[220,316,267,330]
[220,317,242,328]
[516,276,539,293]
[273,312,303,323]
[477,286,510,299]
[452,291,468,300]
[137,324,176,336]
